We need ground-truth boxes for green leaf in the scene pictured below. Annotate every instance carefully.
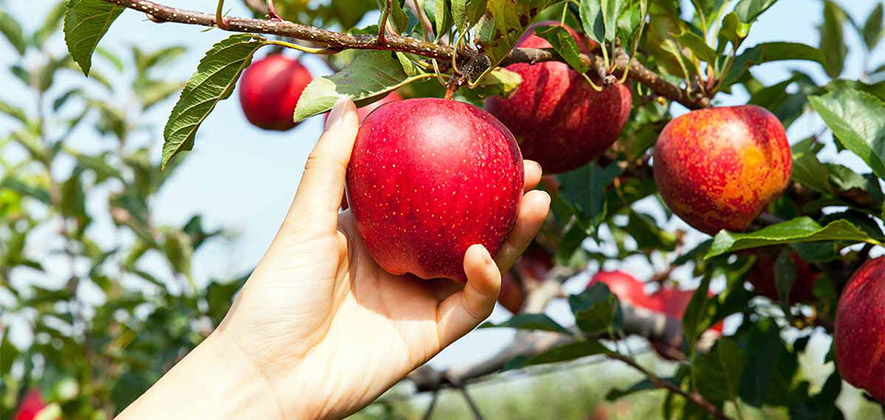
[738,320,798,407]
[505,340,609,370]
[63,0,124,75]
[692,338,748,402]
[0,10,27,55]
[293,50,433,122]
[451,0,486,30]
[678,31,716,63]
[480,313,572,334]
[706,217,877,259]
[600,0,624,42]
[133,45,187,75]
[557,163,622,232]
[733,0,777,24]
[606,378,660,400]
[475,0,550,67]
[624,211,677,251]
[790,138,832,194]
[808,88,885,180]
[724,42,824,87]
[377,0,409,33]
[580,0,605,44]
[774,249,797,312]
[162,34,264,169]
[534,25,588,73]
[0,99,28,124]
[719,12,750,44]
[862,3,883,51]
[682,274,713,347]
[569,282,622,334]
[819,0,847,78]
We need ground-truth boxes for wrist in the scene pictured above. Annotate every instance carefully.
[116,332,286,420]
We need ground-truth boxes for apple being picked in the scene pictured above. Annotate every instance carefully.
[653,105,792,234]
[835,257,885,401]
[485,23,632,174]
[346,98,524,282]
[588,271,656,310]
[238,54,312,131]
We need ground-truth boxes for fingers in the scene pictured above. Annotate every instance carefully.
[435,244,501,348]
[494,190,550,272]
[282,98,360,235]
[523,160,542,192]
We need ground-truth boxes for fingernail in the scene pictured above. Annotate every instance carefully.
[325,97,349,131]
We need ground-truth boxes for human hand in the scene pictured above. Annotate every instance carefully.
[118,98,549,420]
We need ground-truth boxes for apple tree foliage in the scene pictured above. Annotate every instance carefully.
[2,0,885,419]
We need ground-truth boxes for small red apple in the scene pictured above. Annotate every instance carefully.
[497,243,554,313]
[747,249,817,303]
[653,105,792,234]
[588,271,656,310]
[14,389,46,420]
[835,257,885,401]
[498,272,526,314]
[346,98,524,282]
[651,288,724,334]
[485,23,632,174]
[238,54,312,131]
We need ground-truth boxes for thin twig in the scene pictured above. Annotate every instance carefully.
[421,391,438,420]
[99,0,711,110]
[606,352,733,420]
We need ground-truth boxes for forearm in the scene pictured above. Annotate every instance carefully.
[116,332,286,420]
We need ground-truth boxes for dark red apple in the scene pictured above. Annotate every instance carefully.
[835,257,885,401]
[238,54,312,131]
[747,249,817,303]
[14,389,46,420]
[485,23,632,174]
[499,272,526,314]
[497,243,554,313]
[346,98,524,282]
[651,288,724,334]
[653,105,792,234]
[588,271,656,310]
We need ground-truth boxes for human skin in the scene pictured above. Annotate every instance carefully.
[116,98,550,420]
[485,23,632,174]
[653,105,792,234]
[835,257,885,401]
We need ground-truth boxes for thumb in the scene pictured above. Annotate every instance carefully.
[281,98,359,236]
[435,244,501,348]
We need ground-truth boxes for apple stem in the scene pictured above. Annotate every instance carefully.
[444,76,464,100]
[214,0,229,29]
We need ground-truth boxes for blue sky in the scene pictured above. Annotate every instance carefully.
[1,0,883,372]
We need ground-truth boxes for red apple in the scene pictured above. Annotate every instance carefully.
[653,105,792,234]
[651,288,724,334]
[485,23,632,174]
[499,272,526,314]
[346,98,524,282]
[238,54,312,131]
[14,389,46,420]
[835,257,885,401]
[747,249,817,303]
[497,243,554,313]
[588,271,656,310]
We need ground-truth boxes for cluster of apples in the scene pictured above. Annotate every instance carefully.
[236,25,883,401]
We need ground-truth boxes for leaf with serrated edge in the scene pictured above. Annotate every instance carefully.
[162,34,265,169]
[809,88,885,180]
[706,217,877,259]
[63,0,124,76]
[293,51,434,123]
